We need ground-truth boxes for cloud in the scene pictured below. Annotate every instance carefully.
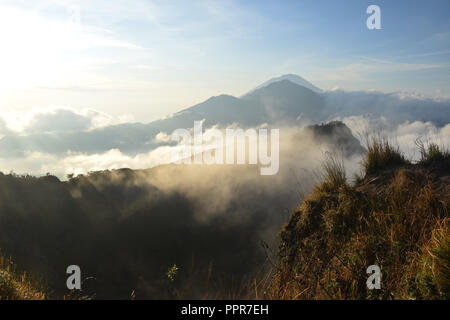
[26,109,92,134]
[326,90,450,160]
[0,118,12,137]
[337,115,450,161]
[154,131,172,143]
[0,145,175,178]
[406,50,450,58]
[319,57,445,83]
[60,146,174,176]
[324,89,450,127]
[0,123,363,181]
[0,107,134,134]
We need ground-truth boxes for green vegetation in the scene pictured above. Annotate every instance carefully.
[167,264,179,283]
[270,140,449,299]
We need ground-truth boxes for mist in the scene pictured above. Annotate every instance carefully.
[0,121,364,299]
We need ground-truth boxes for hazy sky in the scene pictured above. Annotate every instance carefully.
[1,0,450,123]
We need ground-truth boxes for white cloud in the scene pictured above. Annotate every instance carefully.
[319,57,444,83]
[0,107,134,134]
[0,146,175,178]
[59,147,174,176]
[324,89,450,126]
[338,115,450,161]
[0,118,12,138]
[155,132,171,143]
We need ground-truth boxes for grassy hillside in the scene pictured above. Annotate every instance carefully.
[0,253,45,300]
[270,140,449,299]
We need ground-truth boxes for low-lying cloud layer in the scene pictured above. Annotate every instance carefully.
[336,115,450,160]
[0,87,449,177]
[323,90,450,127]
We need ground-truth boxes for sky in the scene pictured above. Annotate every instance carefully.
[1,0,450,123]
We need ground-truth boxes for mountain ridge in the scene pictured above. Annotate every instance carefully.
[0,79,325,158]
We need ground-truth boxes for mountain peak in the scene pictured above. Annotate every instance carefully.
[244,74,322,96]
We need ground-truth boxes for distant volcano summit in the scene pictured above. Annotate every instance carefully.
[243,74,323,96]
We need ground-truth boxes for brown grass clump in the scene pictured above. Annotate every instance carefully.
[362,137,408,176]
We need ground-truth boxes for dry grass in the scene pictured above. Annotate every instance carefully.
[318,152,347,193]
[269,139,449,300]
[0,252,46,300]
[416,139,450,166]
[362,137,408,176]
[404,219,450,299]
